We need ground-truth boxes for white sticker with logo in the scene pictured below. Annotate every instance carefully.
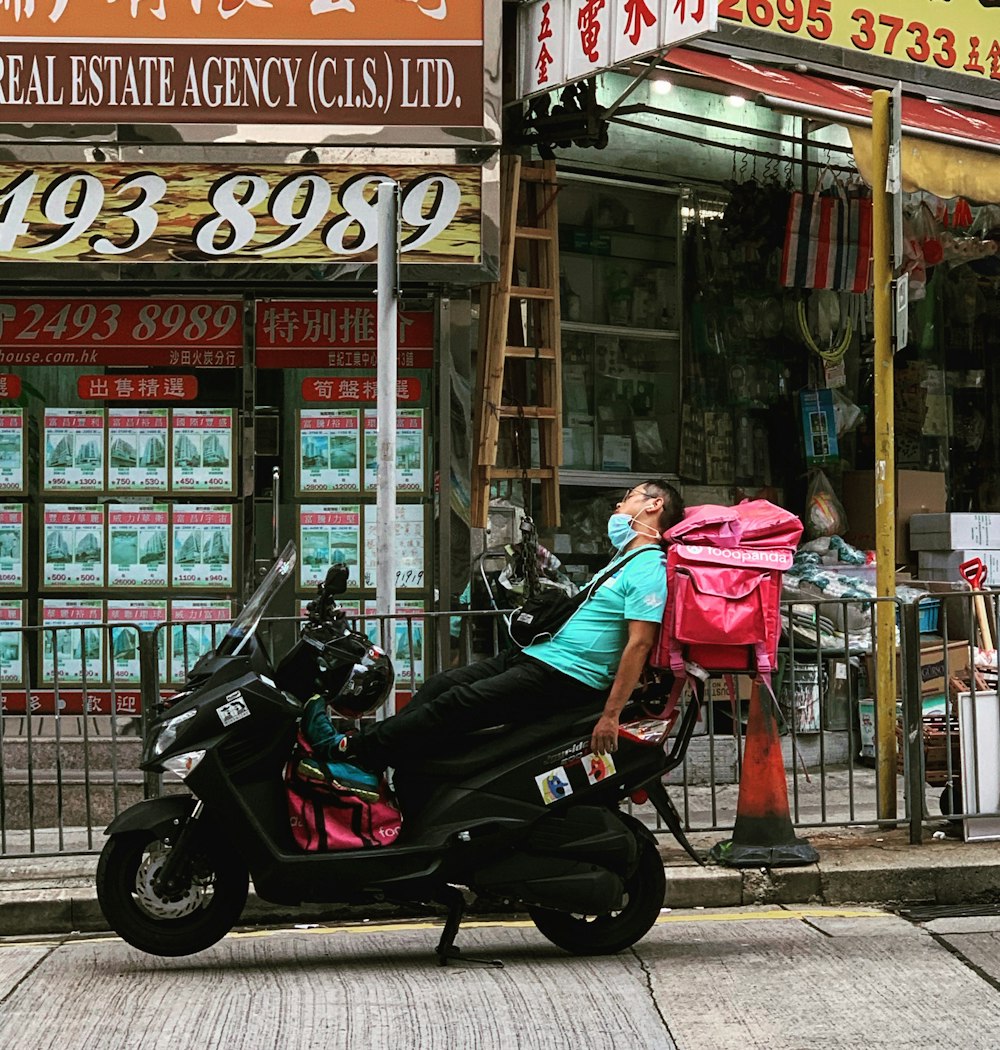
[218,694,250,727]
[535,765,573,805]
[583,752,616,785]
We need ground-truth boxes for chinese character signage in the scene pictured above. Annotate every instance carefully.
[256,301,434,369]
[365,600,425,685]
[0,504,24,589]
[0,409,23,493]
[0,2,485,128]
[171,504,235,590]
[108,409,170,492]
[108,599,168,684]
[298,409,361,494]
[43,408,105,492]
[108,504,169,589]
[364,409,426,493]
[42,504,105,588]
[40,598,105,684]
[718,1,1000,87]
[302,377,422,403]
[0,298,242,366]
[299,505,361,590]
[518,0,718,98]
[363,503,425,589]
[0,165,481,265]
[169,599,232,683]
[171,409,234,494]
[81,376,197,402]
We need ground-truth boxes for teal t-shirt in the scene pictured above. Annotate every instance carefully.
[523,545,667,689]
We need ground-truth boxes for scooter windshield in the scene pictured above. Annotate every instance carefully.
[215,541,297,657]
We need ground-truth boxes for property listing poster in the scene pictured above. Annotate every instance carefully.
[297,598,360,622]
[364,600,424,685]
[43,408,105,492]
[363,503,425,590]
[171,504,234,589]
[171,409,234,494]
[42,504,106,588]
[169,599,233,684]
[0,600,24,685]
[40,599,105,684]
[108,504,169,588]
[108,409,169,492]
[0,504,24,589]
[107,599,168,685]
[363,409,425,492]
[298,505,361,590]
[0,409,24,493]
[298,409,360,493]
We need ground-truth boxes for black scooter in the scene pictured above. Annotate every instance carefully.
[96,542,702,963]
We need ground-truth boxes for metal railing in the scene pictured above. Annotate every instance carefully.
[1,590,996,858]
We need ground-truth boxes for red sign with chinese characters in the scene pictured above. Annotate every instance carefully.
[256,300,434,369]
[0,298,242,367]
[0,374,20,398]
[78,375,198,401]
[302,377,422,402]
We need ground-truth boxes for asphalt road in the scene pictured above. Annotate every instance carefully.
[3,906,1000,1049]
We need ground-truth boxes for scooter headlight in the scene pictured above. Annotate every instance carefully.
[153,708,197,757]
[161,750,206,780]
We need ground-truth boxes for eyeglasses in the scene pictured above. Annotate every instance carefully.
[620,487,659,503]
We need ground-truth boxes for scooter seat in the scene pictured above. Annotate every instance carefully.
[393,702,644,779]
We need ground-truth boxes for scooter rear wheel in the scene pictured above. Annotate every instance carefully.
[97,826,249,957]
[527,817,665,956]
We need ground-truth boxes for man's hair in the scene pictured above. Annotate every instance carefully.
[644,479,685,533]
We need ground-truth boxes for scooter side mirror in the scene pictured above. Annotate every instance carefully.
[324,563,350,598]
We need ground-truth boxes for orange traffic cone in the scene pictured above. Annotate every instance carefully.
[710,680,819,868]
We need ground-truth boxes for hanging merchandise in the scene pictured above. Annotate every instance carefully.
[796,292,853,365]
[799,388,839,466]
[780,183,873,294]
[805,470,847,540]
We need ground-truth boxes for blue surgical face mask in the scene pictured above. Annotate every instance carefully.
[607,512,637,549]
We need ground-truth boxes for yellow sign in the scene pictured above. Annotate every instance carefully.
[719,0,1000,85]
[0,164,482,265]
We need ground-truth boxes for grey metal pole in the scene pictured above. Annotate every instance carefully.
[375,181,400,717]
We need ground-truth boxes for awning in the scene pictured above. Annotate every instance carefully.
[662,47,1000,200]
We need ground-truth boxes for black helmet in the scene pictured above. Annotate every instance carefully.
[313,629,394,718]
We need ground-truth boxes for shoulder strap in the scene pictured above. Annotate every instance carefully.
[583,544,663,602]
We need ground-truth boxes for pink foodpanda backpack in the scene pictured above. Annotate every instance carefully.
[650,500,803,698]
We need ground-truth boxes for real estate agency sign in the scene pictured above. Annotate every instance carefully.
[519,0,719,98]
[0,0,485,127]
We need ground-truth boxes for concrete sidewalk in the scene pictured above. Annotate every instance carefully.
[4,823,1000,939]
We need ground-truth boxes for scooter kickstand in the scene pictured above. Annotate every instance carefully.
[434,887,503,969]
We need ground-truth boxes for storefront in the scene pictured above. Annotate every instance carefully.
[0,0,501,713]
[504,0,1000,590]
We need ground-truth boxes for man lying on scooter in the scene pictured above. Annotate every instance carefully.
[307,479,685,793]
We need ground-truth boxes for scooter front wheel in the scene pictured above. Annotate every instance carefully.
[97,826,249,957]
[527,820,665,956]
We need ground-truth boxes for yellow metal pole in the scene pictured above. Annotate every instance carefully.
[871,90,897,821]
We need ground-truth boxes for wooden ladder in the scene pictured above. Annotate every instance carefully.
[472,156,562,530]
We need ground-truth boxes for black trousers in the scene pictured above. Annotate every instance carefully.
[353,650,608,769]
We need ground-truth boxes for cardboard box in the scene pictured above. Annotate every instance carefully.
[918,550,1000,584]
[842,470,946,565]
[706,675,753,703]
[910,513,1000,552]
[865,638,970,698]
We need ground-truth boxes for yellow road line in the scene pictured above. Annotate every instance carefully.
[0,907,888,950]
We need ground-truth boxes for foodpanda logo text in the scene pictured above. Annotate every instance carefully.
[680,545,793,569]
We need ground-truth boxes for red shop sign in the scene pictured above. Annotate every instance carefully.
[256,300,434,368]
[0,374,20,399]
[302,376,422,402]
[0,298,243,367]
[78,374,198,400]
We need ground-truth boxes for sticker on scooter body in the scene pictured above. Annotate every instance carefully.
[218,693,250,726]
[536,766,572,804]
[583,752,616,785]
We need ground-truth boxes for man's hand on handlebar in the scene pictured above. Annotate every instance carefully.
[591,713,620,755]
